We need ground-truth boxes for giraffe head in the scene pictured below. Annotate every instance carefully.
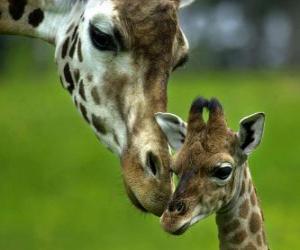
[155,97,265,233]
[53,0,194,216]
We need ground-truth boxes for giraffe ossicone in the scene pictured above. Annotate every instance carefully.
[156,97,269,249]
[0,0,194,216]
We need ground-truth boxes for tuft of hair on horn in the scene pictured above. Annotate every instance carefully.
[206,97,228,130]
[189,96,209,114]
[207,97,223,114]
[187,96,208,132]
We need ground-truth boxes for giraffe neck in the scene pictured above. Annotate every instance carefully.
[0,0,82,44]
[216,165,268,250]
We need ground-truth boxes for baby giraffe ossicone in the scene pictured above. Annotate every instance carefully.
[155,97,268,250]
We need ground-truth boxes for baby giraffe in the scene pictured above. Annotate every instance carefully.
[155,97,268,250]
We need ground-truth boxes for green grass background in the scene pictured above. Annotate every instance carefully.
[0,50,299,249]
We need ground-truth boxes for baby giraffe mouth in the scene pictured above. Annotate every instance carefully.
[170,213,208,236]
[190,213,208,225]
[172,222,190,235]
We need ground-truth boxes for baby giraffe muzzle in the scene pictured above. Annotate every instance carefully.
[156,97,268,249]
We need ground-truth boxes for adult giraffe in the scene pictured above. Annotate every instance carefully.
[0,0,194,216]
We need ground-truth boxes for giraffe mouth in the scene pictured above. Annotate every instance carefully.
[172,222,190,235]
[190,213,208,225]
[169,213,208,236]
[126,186,147,213]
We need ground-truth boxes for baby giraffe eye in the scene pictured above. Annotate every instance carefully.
[213,163,233,180]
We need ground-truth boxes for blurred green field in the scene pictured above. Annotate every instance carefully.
[0,68,299,250]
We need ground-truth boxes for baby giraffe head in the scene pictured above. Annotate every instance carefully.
[155,97,265,235]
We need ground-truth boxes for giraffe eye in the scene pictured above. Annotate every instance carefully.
[213,164,232,180]
[89,24,117,51]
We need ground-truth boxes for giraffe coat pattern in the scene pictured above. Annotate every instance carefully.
[156,97,268,249]
[0,0,193,216]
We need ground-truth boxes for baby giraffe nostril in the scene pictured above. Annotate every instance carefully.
[169,201,186,215]
[175,201,186,214]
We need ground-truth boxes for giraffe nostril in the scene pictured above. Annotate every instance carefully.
[169,201,186,215]
[146,151,160,176]
[175,201,186,214]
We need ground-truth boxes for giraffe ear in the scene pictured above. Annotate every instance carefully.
[238,113,265,155]
[155,112,187,151]
[179,0,195,8]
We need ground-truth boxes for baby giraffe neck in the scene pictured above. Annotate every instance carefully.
[216,165,268,250]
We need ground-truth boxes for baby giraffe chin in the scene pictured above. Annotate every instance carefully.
[155,97,269,250]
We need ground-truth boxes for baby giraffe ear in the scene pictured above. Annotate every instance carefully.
[180,0,195,8]
[155,112,187,151]
[238,112,265,155]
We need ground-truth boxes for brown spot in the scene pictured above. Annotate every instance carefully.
[242,242,256,250]
[8,0,26,20]
[229,229,247,244]
[240,181,245,197]
[102,72,129,121]
[209,196,218,205]
[250,191,256,206]
[248,179,252,193]
[71,25,79,40]
[244,167,248,178]
[79,103,89,123]
[69,33,79,58]
[63,63,74,93]
[239,199,249,219]
[87,74,93,82]
[257,234,262,246]
[91,86,101,105]
[91,114,107,134]
[66,23,75,33]
[77,39,83,62]
[74,69,80,83]
[221,219,240,235]
[249,212,261,234]
[79,80,86,101]
[62,37,70,59]
[28,8,44,27]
